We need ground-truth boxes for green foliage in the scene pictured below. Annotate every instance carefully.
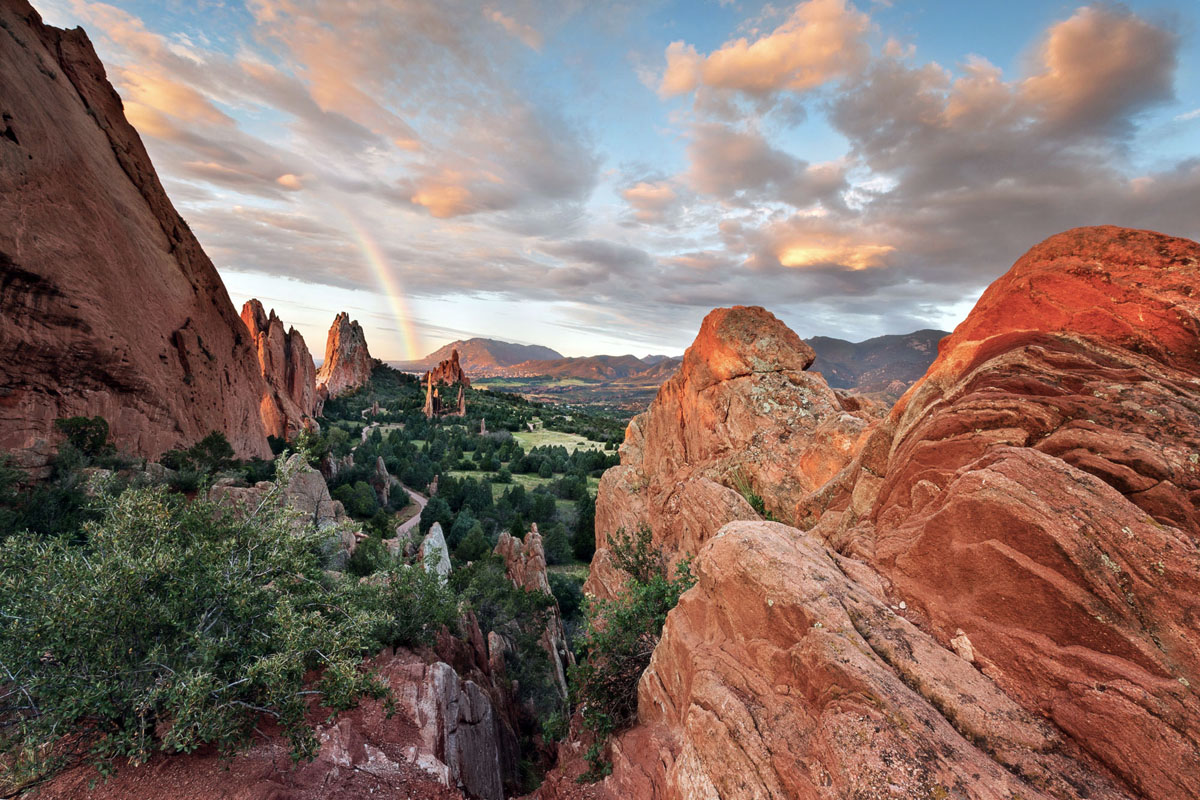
[542,522,574,565]
[349,563,459,649]
[160,431,235,477]
[454,522,489,563]
[53,416,112,460]
[293,429,328,467]
[346,535,390,578]
[572,494,596,562]
[731,468,774,520]
[0,485,386,793]
[332,480,379,519]
[570,526,694,780]
[451,556,562,721]
[548,572,584,622]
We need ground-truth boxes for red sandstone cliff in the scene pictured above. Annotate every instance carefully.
[316,312,376,399]
[0,0,270,461]
[241,299,320,439]
[541,226,1200,800]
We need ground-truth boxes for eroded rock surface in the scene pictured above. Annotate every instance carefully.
[545,227,1200,800]
[496,526,575,699]
[0,1,270,462]
[316,312,376,399]
[588,305,877,598]
[241,299,320,439]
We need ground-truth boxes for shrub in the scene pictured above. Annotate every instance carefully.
[53,416,112,461]
[347,535,390,577]
[332,480,378,519]
[548,572,583,622]
[0,485,386,794]
[542,523,573,565]
[570,526,694,780]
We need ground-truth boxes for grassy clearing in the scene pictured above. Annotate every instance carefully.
[513,427,606,454]
[446,469,553,499]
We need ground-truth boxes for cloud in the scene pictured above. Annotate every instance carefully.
[660,0,870,97]
[1021,5,1176,137]
[684,122,848,210]
[623,181,678,222]
[485,6,543,50]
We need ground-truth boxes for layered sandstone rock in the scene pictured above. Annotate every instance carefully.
[547,227,1200,800]
[0,1,270,461]
[316,312,376,398]
[587,305,877,598]
[846,226,1200,799]
[241,299,320,439]
[495,526,575,700]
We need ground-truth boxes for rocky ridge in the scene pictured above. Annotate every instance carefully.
[543,226,1200,800]
[0,0,270,462]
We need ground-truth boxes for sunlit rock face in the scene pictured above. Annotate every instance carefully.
[0,1,270,462]
[317,311,376,399]
[240,299,320,440]
[587,305,879,599]
[545,227,1200,800]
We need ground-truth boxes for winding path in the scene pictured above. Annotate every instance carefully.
[393,485,428,539]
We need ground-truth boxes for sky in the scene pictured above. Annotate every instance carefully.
[36,0,1200,361]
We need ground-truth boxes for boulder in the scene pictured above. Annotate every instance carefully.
[0,1,270,462]
[544,228,1200,800]
[209,453,356,566]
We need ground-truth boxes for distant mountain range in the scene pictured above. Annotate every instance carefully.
[392,338,563,373]
[808,329,946,392]
[391,329,948,396]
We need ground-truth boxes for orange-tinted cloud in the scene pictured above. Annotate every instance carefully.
[1021,5,1176,135]
[623,181,678,222]
[661,0,870,96]
[485,7,543,50]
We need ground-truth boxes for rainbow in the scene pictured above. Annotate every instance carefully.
[338,210,422,361]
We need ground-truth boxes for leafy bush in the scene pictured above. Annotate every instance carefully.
[347,535,390,577]
[451,556,561,721]
[0,485,386,794]
[332,480,379,519]
[53,416,113,461]
[160,431,235,477]
[570,526,694,780]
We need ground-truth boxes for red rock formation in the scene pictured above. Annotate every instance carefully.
[316,312,376,399]
[496,526,575,701]
[429,349,471,388]
[587,305,877,598]
[0,1,270,462]
[240,299,319,439]
[849,226,1200,799]
[542,227,1200,800]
